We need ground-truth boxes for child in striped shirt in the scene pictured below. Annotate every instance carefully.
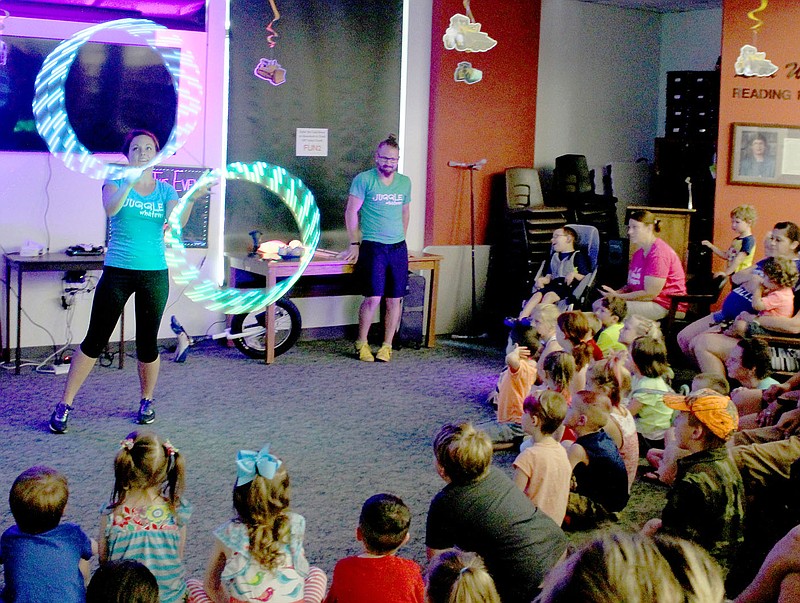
[99,431,191,603]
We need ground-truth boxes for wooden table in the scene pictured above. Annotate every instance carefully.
[226,250,442,363]
[3,253,125,374]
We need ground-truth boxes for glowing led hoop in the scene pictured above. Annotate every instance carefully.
[32,18,202,180]
[166,162,321,314]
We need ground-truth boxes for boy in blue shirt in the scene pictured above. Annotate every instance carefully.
[1,466,94,602]
[702,204,757,279]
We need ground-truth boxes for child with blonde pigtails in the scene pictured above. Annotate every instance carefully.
[99,431,191,603]
[425,548,500,603]
[555,312,603,392]
[187,445,327,603]
[539,350,576,403]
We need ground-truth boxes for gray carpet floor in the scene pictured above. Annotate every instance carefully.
[0,338,666,586]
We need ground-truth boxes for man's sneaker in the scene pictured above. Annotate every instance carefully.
[137,399,156,424]
[355,341,374,362]
[49,403,73,434]
[376,343,392,362]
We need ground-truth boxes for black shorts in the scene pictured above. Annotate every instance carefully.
[537,278,574,300]
[356,240,408,298]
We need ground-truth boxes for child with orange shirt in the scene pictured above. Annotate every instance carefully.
[513,391,571,526]
[479,324,539,450]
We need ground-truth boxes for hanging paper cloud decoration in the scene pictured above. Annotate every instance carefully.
[443,14,496,53]
[735,44,778,77]
[454,61,482,84]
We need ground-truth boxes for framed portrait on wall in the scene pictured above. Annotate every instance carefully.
[730,123,800,188]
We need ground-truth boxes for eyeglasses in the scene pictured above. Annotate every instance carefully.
[376,155,399,163]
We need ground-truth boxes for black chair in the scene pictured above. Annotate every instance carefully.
[664,274,727,340]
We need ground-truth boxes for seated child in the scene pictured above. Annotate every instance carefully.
[533,350,576,402]
[644,372,729,487]
[425,549,500,603]
[516,227,590,320]
[87,559,159,603]
[726,337,781,430]
[556,311,603,392]
[702,204,757,278]
[711,256,798,325]
[426,423,567,603]
[563,391,630,529]
[627,336,674,453]
[479,324,539,450]
[325,494,424,603]
[537,532,724,602]
[513,391,572,525]
[642,388,745,577]
[531,304,564,378]
[593,296,628,355]
[618,314,663,347]
[190,445,327,603]
[525,351,577,448]
[0,466,94,603]
[101,432,191,603]
[586,358,638,492]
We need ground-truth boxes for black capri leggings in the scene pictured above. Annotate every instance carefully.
[80,266,169,363]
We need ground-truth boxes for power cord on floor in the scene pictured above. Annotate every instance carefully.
[35,300,76,374]
[1,278,59,350]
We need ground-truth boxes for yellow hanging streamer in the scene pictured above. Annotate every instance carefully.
[747,0,768,32]
[266,0,280,48]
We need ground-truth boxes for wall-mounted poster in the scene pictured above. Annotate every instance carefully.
[730,123,800,188]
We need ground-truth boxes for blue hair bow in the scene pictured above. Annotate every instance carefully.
[236,445,282,486]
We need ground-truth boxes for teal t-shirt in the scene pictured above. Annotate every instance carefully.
[104,179,178,270]
[349,168,411,244]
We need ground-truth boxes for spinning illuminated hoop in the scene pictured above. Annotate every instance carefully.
[166,162,321,314]
[32,18,202,180]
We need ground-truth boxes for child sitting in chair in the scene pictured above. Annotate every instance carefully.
[515,227,590,322]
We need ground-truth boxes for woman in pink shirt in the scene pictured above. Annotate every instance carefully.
[601,210,686,320]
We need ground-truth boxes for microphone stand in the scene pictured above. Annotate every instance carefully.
[448,159,487,339]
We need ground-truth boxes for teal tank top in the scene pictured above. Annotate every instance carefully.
[104,179,178,270]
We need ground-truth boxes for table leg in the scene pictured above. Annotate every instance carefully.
[426,264,439,348]
[265,270,276,364]
[3,258,10,364]
[119,308,125,369]
[15,264,22,374]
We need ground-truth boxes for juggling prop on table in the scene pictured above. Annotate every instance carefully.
[166,161,321,315]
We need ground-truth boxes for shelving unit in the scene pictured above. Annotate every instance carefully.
[652,70,720,279]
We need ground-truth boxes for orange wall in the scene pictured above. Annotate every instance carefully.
[715,0,800,265]
[426,0,541,246]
